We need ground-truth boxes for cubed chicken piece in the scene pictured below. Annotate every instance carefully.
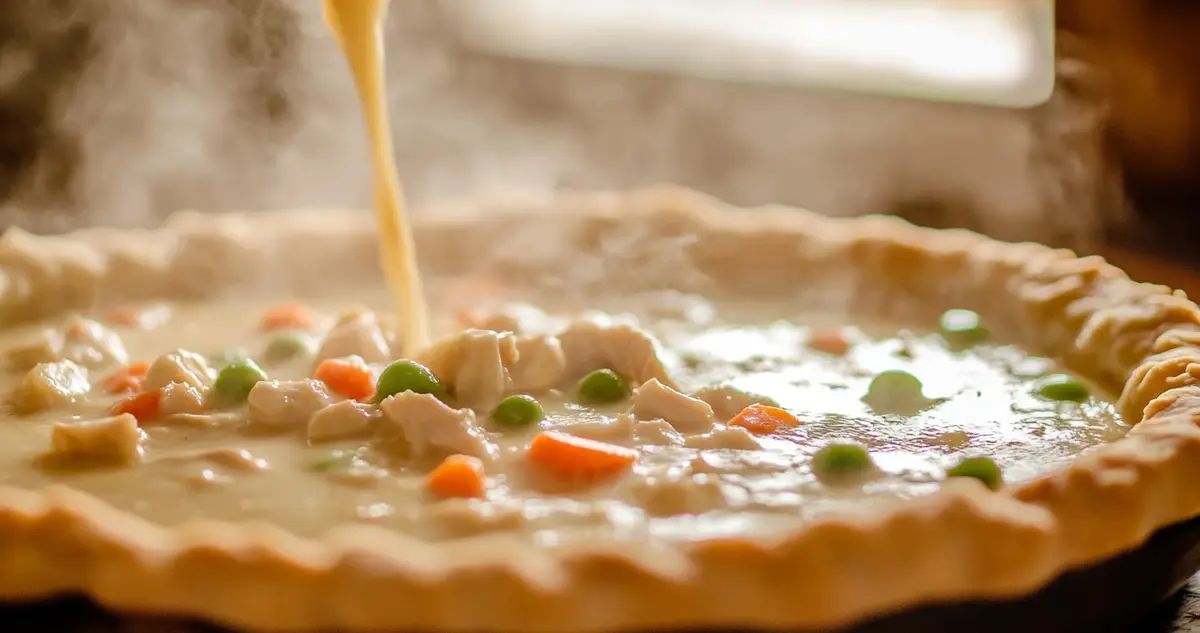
[632,418,685,446]
[143,349,214,393]
[5,328,65,372]
[315,310,391,366]
[9,360,90,415]
[691,385,780,421]
[159,382,209,416]
[248,379,335,429]
[379,391,497,460]
[632,378,715,433]
[417,330,517,410]
[60,317,129,368]
[627,473,732,517]
[463,302,559,335]
[558,316,677,389]
[49,413,145,465]
[509,336,567,393]
[683,426,763,451]
[308,400,377,442]
[639,291,716,324]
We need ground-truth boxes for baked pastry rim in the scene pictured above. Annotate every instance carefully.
[0,185,1198,633]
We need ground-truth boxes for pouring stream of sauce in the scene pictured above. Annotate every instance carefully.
[322,0,429,356]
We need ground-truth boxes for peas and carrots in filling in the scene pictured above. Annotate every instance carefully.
[6,297,1111,538]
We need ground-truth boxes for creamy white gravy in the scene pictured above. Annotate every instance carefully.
[0,286,1126,544]
[0,4,1129,546]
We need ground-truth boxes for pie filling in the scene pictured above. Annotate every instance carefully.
[0,282,1126,544]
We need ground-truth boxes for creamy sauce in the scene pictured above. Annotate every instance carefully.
[0,4,1132,546]
[322,0,428,355]
[0,289,1128,543]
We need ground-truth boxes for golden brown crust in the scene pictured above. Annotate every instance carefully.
[0,186,1198,631]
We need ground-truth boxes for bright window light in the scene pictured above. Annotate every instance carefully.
[443,0,1054,107]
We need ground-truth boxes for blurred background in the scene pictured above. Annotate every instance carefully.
[0,0,1194,263]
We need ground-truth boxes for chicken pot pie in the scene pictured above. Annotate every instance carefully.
[1,1,1199,631]
[0,187,1199,633]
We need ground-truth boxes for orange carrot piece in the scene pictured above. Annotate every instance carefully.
[526,431,637,481]
[312,357,375,401]
[258,302,317,333]
[101,362,150,395]
[102,307,140,327]
[427,454,487,499]
[109,389,162,422]
[728,404,800,436]
[102,305,171,329]
[808,329,851,355]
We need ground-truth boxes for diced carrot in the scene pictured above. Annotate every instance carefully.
[808,329,851,355]
[258,302,317,333]
[102,305,171,329]
[312,357,375,401]
[109,389,162,422]
[101,362,150,395]
[526,431,637,481]
[426,454,487,499]
[728,404,800,436]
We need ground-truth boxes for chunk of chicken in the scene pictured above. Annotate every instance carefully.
[510,335,567,393]
[159,382,209,416]
[379,391,497,460]
[558,316,677,389]
[691,385,779,421]
[143,350,214,393]
[315,310,391,366]
[417,330,517,410]
[639,291,716,324]
[49,414,145,465]
[248,379,335,429]
[683,426,763,450]
[5,328,64,372]
[60,317,129,368]
[308,400,377,442]
[632,378,715,433]
[9,360,90,415]
[5,318,128,372]
[464,302,559,335]
[628,473,731,517]
[632,418,685,446]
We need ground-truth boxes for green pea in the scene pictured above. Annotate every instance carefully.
[946,456,1004,490]
[577,369,628,404]
[863,369,928,414]
[492,394,544,428]
[262,332,313,363]
[939,309,989,348]
[1035,374,1090,402]
[213,359,268,405]
[373,359,444,403]
[311,449,357,473]
[812,442,875,484]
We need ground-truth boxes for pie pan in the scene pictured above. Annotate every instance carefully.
[0,186,1199,633]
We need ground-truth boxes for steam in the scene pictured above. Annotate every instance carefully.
[0,0,1111,250]
[5,0,585,231]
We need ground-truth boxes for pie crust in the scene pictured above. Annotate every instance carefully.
[1,186,1199,632]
